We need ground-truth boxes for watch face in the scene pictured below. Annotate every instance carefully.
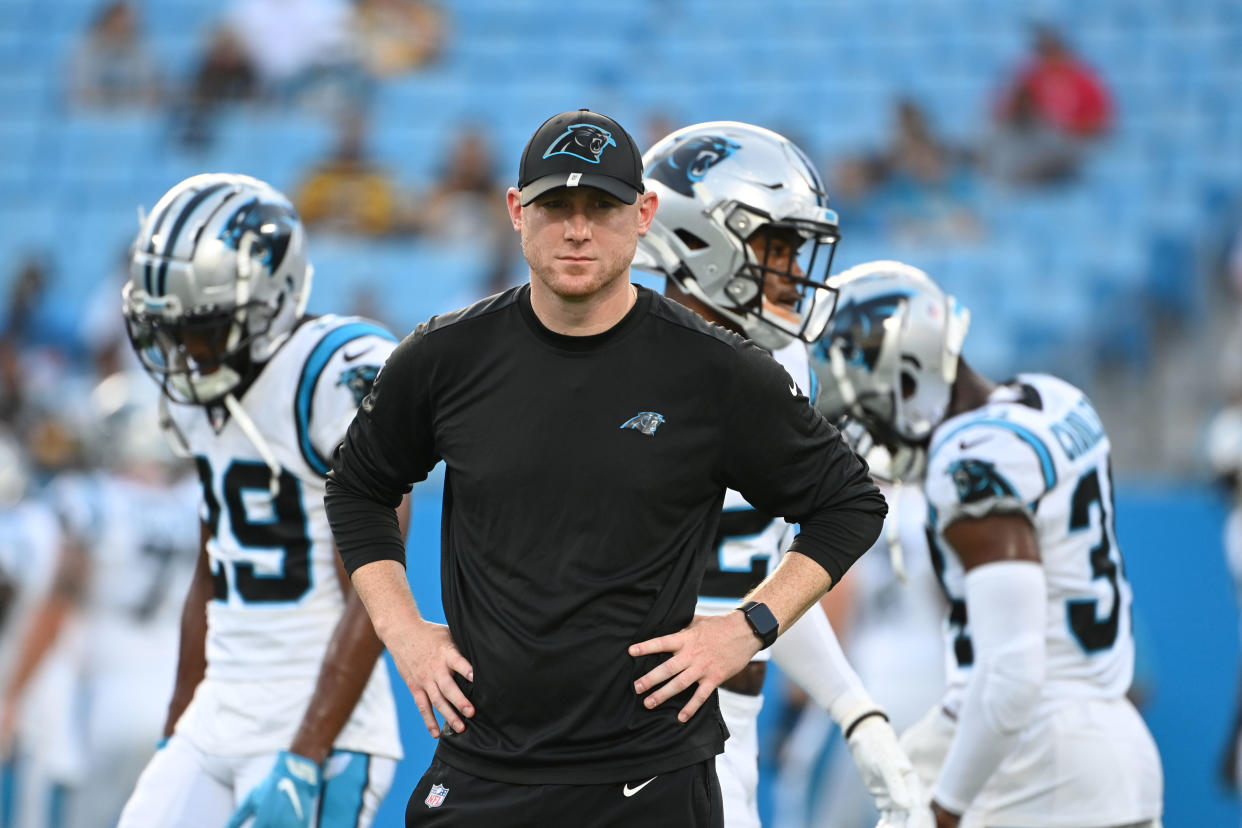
[743,602,779,648]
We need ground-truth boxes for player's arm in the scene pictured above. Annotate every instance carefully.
[929,513,1045,828]
[632,341,887,722]
[323,326,471,740]
[0,538,87,754]
[347,558,474,740]
[771,599,930,823]
[163,520,213,739]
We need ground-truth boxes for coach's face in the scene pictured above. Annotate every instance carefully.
[506,185,658,301]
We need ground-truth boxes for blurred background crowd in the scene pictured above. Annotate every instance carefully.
[1,0,1240,825]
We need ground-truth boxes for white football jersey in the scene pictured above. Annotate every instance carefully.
[0,497,87,786]
[696,340,813,663]
[924,373,1134,707]
[0,499,63,675]
[165,314,402,758]
[48,471,200,677]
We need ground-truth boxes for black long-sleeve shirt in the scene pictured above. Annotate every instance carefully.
[326,284,886,784]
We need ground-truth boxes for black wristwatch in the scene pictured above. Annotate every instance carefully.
[739,601,779,650]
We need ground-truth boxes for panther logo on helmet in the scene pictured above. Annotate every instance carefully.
[646,135,741,197]
[219,198,299,273]
[542,124,617,164]
[821,293,911,371]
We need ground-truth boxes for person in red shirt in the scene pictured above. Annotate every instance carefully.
[998,25,1113,139]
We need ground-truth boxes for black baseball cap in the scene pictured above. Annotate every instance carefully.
[517,109,645,205]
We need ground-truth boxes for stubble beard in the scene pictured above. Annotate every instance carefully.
[525,240,635,303]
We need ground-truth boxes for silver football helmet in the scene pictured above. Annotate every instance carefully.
[123,173,312,405]
[87,371,180,471]
[811,260,971,452]
[635,122,840,350]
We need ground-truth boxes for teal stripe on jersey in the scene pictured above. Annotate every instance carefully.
[930,418,1057,491]
[295,322,396,476]
[319,752,370,828]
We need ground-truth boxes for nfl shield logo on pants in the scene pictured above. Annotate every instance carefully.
[425,783,449,808]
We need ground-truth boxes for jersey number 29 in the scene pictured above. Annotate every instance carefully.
[196,458,312,604]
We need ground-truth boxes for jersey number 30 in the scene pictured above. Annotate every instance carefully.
[196,458,312,604]
[1067,464,1124,652]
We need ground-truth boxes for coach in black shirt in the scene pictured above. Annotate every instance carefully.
[325,109,887,827]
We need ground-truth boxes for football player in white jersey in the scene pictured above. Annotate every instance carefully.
[0,433,82,828]
[1205,404,1242,793]
[0,373,200,828]
[115,173,407,828]
[776,476,946,828]
[635,121,930,828]
[812,260,1163,828]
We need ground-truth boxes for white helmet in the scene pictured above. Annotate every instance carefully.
[811,261,971,449]
[87,371,179,471]
[124,173,312,405]
[635,122,840,350]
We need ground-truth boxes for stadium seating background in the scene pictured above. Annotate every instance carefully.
[2,0,1239,824]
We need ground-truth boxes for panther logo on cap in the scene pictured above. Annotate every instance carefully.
[646,135,741,197]
[543,123,617,164]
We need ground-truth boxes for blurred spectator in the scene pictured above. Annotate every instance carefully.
[412,126,517,293]
[826,156,886,237]
[224,0,363,110]
[642,112,678,152]
[353,0,446,78]
[871,99,981,243]
[0,257,92,435]
[81,245,141,379]
[2,256,83,356]
[294,108,406,236]
[982,85,1081,187]
[174,26,259,148]
[879,99,974,184]
[1217,230,1242,402]
[413,127,503,242]
[996,24,1113,139]
[66,0,160,108]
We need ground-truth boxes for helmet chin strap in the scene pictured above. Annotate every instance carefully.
[223,393,282,497]
[158,393,192,458]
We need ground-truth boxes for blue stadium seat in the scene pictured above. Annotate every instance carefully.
[305,237,494,332]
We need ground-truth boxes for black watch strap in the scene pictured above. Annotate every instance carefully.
[739,601,779,650]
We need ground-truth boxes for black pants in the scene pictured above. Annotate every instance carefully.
[406,756,723,827]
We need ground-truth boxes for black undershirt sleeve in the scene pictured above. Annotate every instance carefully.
[326,327,440,575]
[720,342,887,584]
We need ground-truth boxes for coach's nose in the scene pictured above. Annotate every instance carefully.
[564,208,591,242]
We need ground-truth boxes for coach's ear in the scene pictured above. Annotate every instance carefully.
[506,187,523,232]
[636,190,659,235]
